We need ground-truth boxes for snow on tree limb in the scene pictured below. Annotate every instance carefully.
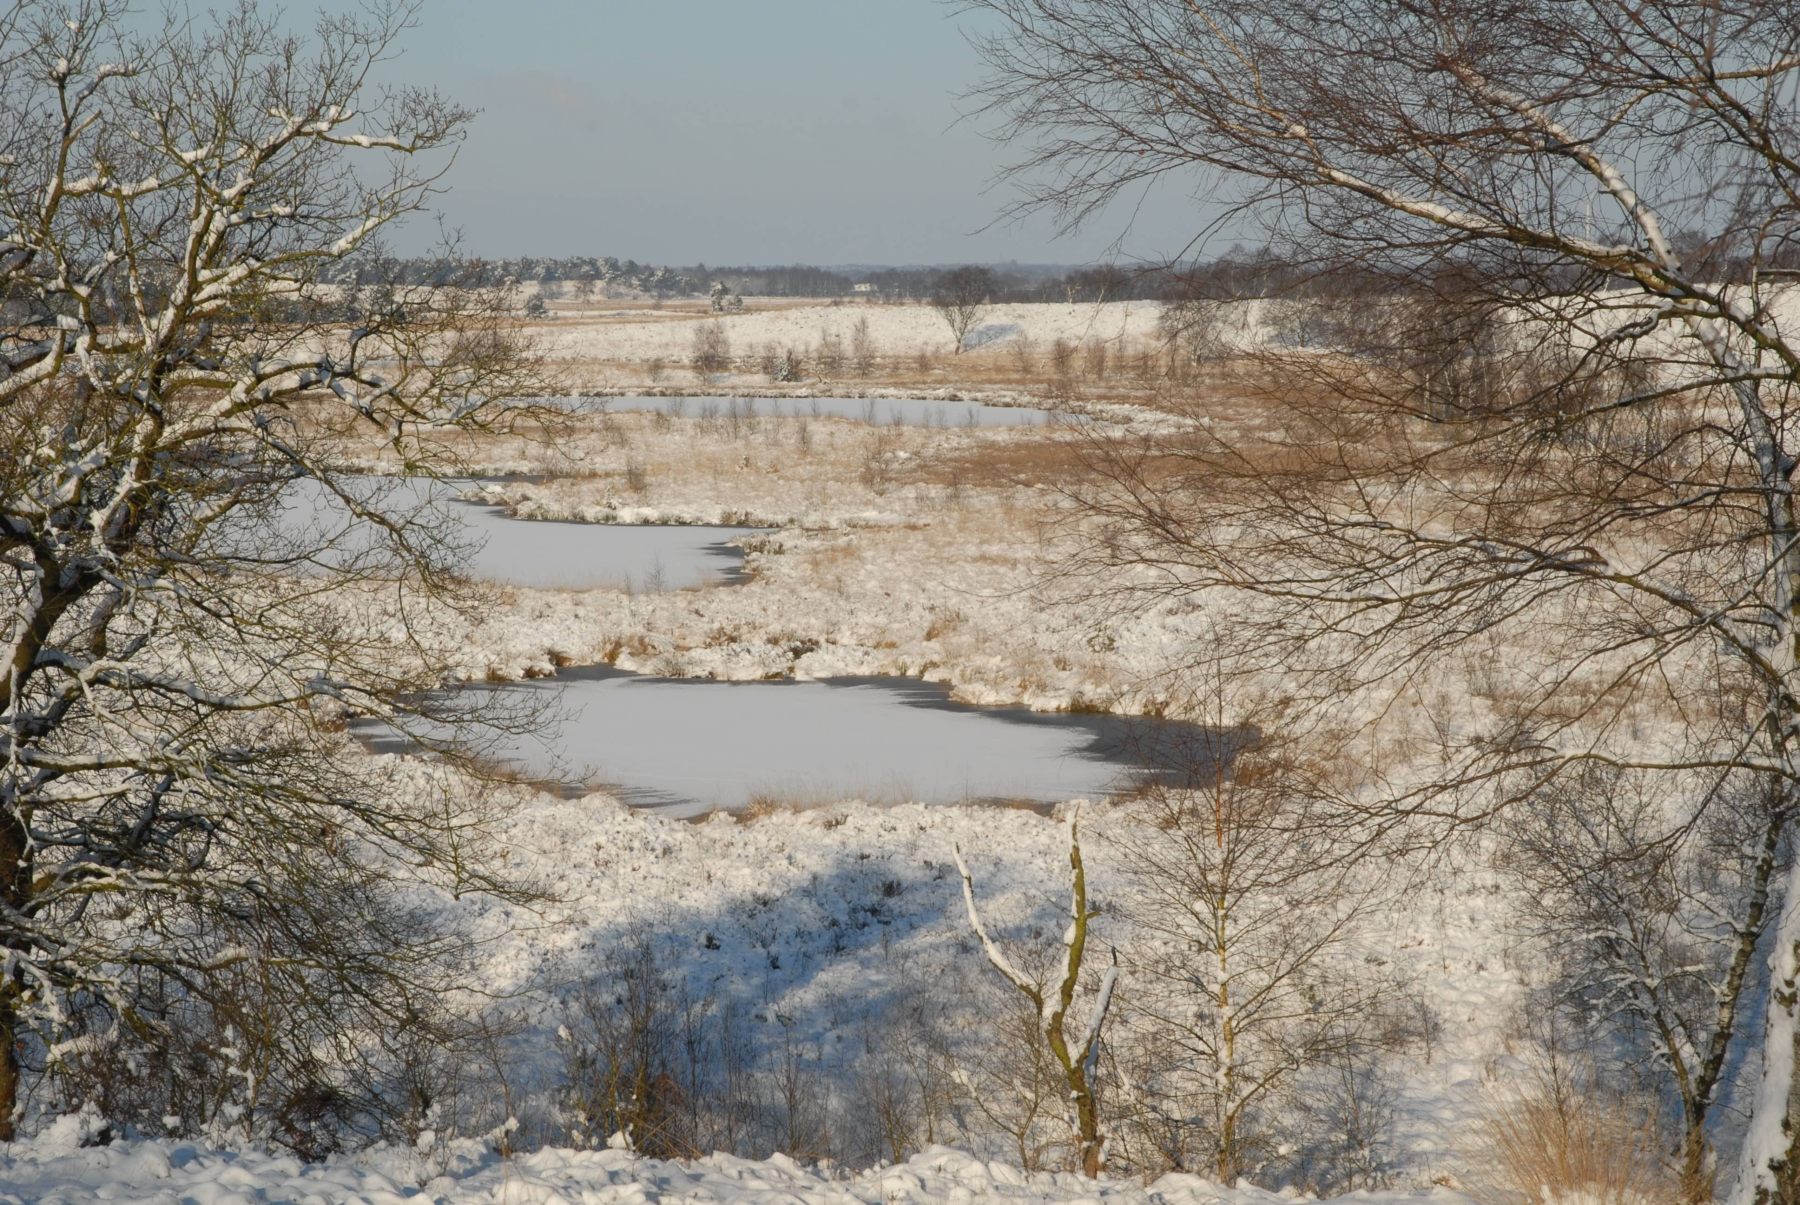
[953,807,1114,1177]
[952,842,1039,1004]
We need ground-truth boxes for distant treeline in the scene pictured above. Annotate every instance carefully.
[313,243,1800,305]
[690,253,1445,303]
[317,255,697,296]
[316,255,1197,302]
[695,262,1180,302]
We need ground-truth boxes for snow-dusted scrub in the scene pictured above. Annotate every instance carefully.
[545,935,981,1170]
[692,319,732,381]
[279,750,1519,1192]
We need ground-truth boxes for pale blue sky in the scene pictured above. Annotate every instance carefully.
[364,1,1215,266]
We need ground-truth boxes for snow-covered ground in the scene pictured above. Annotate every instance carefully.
[0,1131,1477,1203]
[427,781,1522,1178]
[591,393,1074,428]
[270,385,1544,1199]
[534,300,1168,366]
[347,409,1203,714]
[4,778,1506,1200]
[15,343,1608,1200]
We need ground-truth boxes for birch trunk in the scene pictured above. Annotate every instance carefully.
[1734,852,1800,1203]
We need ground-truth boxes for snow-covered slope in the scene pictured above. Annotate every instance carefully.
[0,1130,1475,1203]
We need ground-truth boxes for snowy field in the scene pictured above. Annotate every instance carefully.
[532,299,1168,366]
[429,784,1519,1178]
[196,373,1571,1203]
[12,300,1677,1200]
[365,412,1213,716]
[0,780,1505,1201]
[0,1132,1476,1203]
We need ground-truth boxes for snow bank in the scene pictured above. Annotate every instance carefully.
[0,1135,1475,1202]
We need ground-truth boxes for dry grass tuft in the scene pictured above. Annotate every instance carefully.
[738,792,787,822]
[1465,1076,1675,1205]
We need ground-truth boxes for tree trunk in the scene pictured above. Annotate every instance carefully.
[1072,1071,1102,1177]
[1218,1112,1237,1183]
[1732,854,1800,1203]
[1779,1040,1800,1205]
[0,989,17,1142]
[1681,1115,1712,1204]
[0,810,28,1142]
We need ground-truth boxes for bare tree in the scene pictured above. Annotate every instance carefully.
[691,320,731,381]
[814,327,844,376]
[929,966,1069,1170]
[954,813,1118,1176]
[931,266,995,354]
[967,2,1800,1198]
[557,940,707,1158]
[850,315,877,376]
[1502,765,1788,1198]
[0,0,543,1140]
[1108,732,1397,1182]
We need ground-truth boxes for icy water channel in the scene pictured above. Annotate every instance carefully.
[573,394,1074,428]
[281,476,761,591]
[379,667,1225,818]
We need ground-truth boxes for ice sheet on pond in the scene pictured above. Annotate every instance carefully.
[575,394,1074,428]
[452,669,1220,816]
[277,476,759,591]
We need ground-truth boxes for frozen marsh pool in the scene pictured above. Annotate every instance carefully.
[381,668,1225,817]
[567,394,1074,428]
[278,476,760,591]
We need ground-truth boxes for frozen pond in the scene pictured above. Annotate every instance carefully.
[279,477,759,591]
[395,668,1223,817]
[574,394,1073,428]
[457,512,760,591]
